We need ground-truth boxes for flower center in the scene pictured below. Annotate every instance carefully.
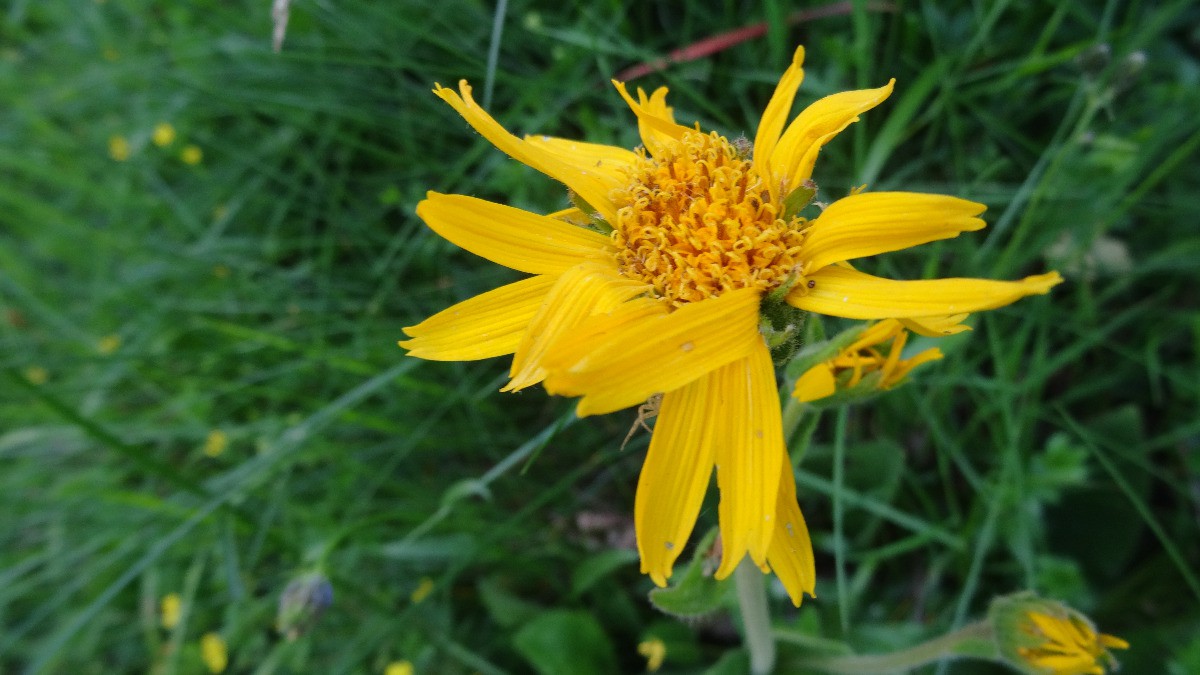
[611,130,808,307]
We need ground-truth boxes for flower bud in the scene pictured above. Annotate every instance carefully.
[990,592,1128,675]
[277,571,333,640]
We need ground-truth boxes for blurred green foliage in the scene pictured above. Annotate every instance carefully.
[2,0,1198,673]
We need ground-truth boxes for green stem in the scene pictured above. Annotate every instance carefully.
[735,558,776,674]
[791,621,996,674]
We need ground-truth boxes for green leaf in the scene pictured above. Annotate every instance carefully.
[477,575,544,629]
[512,610,617,675]
[647,528,730,619]
[570,549,638,599]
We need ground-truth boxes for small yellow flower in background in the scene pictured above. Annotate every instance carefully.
[200,632,228,673]
[180,144,203,165]
[384,660,414,675]
[152,122,177,147]
[991,593,1128,675]
[410,576,434,604]
[102,46,118,62]
[213,264,230,279]
[400,46,1062,603]
[97,334,122,355]
[108,135,130,161]
[793,319,943,403]
[24,366,48,385]
[637,637,667,672]
[203,430,228,457]
[160,593,182,629]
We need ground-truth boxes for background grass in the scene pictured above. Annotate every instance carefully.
[3,0,1199,673]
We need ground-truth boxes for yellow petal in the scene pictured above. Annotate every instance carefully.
[787,266,1063,319]
[522,135,640,188]
[793,363,837,403]
[542,287,764,416]
[1100,634,1130,650]
[900,313,972,336]
[771,80,895,193]
[635,372,721,586]
[400,274,556,361]
[765,452,816,606]
[505,263,647,391]
[886,347,943,386]
[753,45,806,201]
[542,297,670,372]
[612,81,691,159]
[712,342,785,578]
[801,192,986,273]
[433,81,621,222]
[418,192,614,275]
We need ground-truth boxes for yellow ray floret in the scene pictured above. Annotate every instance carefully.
[400,274,556,361]
[712,341,785,579]
[788,266,1063,319]
[799,192,986,273]
[542,286,763,416]
[433,81,625,223]
[417,192,614,275]
[505,263,648,392]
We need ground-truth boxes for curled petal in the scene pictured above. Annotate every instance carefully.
[612,81,691,159]
[754,45,806,201]
[433,81,622,222]
[771,80,895,193]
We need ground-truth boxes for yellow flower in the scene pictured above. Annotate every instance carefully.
[153,122,177,147]
[200,632,228,673]
[98,334,122,355]
[203,429,228,457]
[384,661,414,675]
[109,135,130,161]
[1016,611,1128,675]
[638,637,667,672]
[793,319,943,403]
[24,366,48,385]
[181,144,203,165]
[399,46,1061,604]
[160,592,182,629]
[410,576,434,604]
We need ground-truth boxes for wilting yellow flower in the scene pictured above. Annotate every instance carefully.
[181,144,203,165]
[1016,611,1128,675]
[153,122,177,147]
[108,135,130,161]
[384,661,414,675]
[410,576,434,604]
[793,319,943,403]
[638,637,667,672]
[399,46,1061,604]
[203,429,228,457]
[160,593,182,629]
[200,632,228,673]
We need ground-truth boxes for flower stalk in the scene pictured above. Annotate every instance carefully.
[790,620,996,674]
[734,557,776,674]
